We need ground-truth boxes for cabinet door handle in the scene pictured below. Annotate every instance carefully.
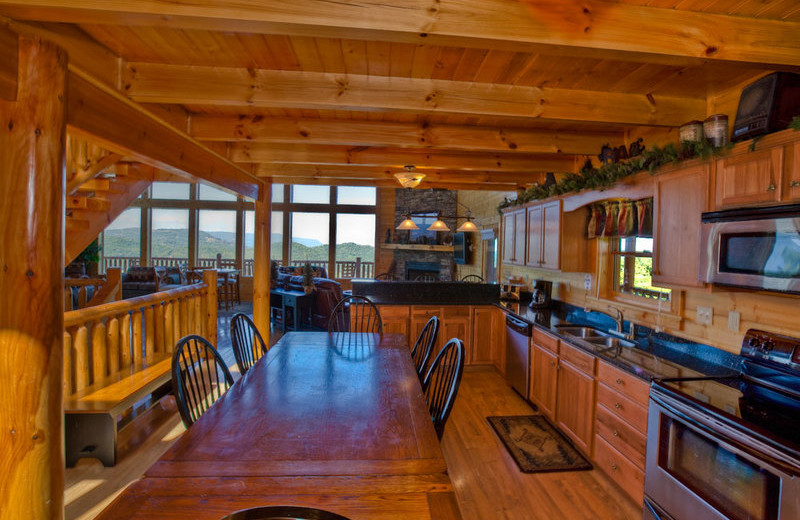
[791,181,800,188]
[615,378,624,385]
[550,361,556,367]
[614,402,622,409]
[767,184,776,191]
[611,463,618,471]
[613,430,619,437]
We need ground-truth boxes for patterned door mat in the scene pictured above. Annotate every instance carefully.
[487,415,592,473]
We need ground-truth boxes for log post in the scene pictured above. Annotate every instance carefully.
[0,33,67,520]
[252,182,270,345]
[202,269,218,346]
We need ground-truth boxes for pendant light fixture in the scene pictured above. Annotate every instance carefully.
[395,214,419,230]
[393,165,426,188]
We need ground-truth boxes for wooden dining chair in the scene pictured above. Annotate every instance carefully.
[230,313,268,375]
[328,295,383,334]
[422,337,465,439]
[171,335,234,428]
[410,316,439,382]
[374,272,396,281]
[414,273,437,282]
[460,274,484,283]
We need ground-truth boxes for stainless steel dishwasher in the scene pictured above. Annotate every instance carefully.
[505,314,533,399]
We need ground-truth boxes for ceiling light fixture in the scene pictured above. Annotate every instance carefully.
[395,214,420,230]
[393,165,426,188]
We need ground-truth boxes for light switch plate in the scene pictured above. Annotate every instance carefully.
[728,311,740,331]
[584,274,592,291]
[697,306,713,325]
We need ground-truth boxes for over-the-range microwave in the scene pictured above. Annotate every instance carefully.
[700,203,800,294]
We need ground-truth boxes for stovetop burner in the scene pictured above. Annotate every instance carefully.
[654,328,800,463]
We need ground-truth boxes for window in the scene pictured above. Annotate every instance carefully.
[290,212,330,270]
[614,237,670,301]
[102,208,141,272]
[151,182,190,200]
[335,214,376,278]
[151,209,189,263]
[198,184,237,201]
[337,186,376,206]
[270,211,283,261]
[291,185,330,204]
[272,183,285,203]
[198,210,236,267]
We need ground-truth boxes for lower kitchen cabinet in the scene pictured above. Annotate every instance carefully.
[471,306,504,368]
[555,342,596,455]
[595,360,650,505]
[530,343,558,422]
[377,305,410,340]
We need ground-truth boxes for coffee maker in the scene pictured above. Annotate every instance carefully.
[529,280,553,309]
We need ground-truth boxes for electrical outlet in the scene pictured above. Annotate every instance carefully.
[584,274,592,291]
[697,306,713,325]
[728,311,740,331]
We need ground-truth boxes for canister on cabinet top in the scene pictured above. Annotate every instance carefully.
[679,120,704,142]
[704,114,729,147]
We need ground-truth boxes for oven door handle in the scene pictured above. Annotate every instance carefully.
[650,392,800,477]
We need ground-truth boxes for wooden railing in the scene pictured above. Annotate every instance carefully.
[64,268,122,311]
[62,270,218,396]
[103,255,139,273]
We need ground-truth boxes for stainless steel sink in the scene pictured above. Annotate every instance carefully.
[584,336,635,349]
[554,325,607,338]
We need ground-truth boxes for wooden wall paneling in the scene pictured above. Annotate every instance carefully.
[0,34,66,520]
[5,1,800,68]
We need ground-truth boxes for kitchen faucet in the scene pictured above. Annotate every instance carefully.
[584,305,636,340]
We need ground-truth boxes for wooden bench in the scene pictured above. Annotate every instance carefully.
[64,354,173,467]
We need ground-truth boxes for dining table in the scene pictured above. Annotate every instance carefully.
[95,332,463,520]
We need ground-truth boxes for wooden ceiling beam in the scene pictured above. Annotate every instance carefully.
[1,1,799,68]
[252,163,546,184]
[233,143,578,173]
[190,115,621,155]
[264,176,523,191]
[66,69,261,199]
[2,17,121,88]
[126,63,703,127]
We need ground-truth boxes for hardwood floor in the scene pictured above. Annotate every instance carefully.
[65,315,640,520]
[441,366,640,520]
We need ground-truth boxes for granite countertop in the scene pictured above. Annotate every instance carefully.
[497,299,742,382]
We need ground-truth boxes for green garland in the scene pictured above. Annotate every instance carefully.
[790,116,800,131]
[497,140,732,212]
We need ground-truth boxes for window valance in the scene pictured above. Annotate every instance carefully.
[587,198,653,239]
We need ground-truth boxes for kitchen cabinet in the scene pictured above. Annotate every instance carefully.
[523,199,593,272]
[441,306,472,360]
[785,141,800,201]
[410,305,441,355]
[653,164,709,287]
[714,146,784,208]
[501,208,526,265]
[529,328,559,421]
[594,360,650,505]
[471,306,504,368]
[555,342,596,455]
[378,305,410,340]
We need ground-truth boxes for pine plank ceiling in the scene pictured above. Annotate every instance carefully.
[2,0,800,191]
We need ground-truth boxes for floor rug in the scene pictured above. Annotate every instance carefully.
[487,415,592,473]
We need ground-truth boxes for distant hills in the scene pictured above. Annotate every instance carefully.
[102,227,372,262]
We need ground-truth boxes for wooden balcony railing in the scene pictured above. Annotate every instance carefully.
[62,270,217,396]
[64,268,123,311]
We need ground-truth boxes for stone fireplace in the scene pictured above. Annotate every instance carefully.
[389,188,457,281]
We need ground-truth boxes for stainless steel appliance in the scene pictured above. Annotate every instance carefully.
[505,315,532,398]
[529,279,552,309]
[700,204,800,294]
[644,329,800,520]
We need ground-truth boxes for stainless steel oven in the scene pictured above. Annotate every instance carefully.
[700,203,800,294]
[643,330,800,520]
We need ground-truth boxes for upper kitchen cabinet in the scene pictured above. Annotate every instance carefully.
[502,208,526,265]
[785,140,800,202]
[714,147,784,208]
[653,164,710,287]
[526,200,593,273]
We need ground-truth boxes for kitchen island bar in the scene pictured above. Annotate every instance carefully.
[95,332,461,520]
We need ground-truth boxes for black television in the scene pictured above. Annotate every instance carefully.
[453,232,470,265]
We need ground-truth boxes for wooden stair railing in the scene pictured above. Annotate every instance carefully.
[64,267,123,311]
[62,270,218,466]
